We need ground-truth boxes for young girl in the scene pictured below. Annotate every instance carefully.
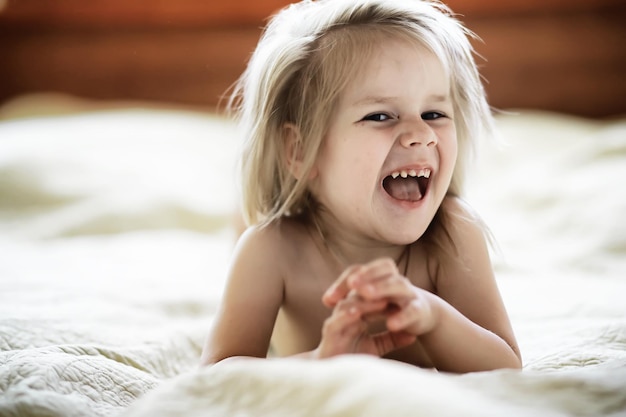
[201,0,522,373]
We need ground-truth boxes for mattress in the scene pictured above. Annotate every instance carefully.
[0,94,624,417]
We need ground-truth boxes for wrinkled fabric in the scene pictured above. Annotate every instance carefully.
[1,95,625,417]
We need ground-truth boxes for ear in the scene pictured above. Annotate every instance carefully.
[284,123,318,180]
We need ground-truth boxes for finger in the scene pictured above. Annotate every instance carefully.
[386,296,434,335]
[338,291,388,317]
[348,257,399,288]
[372,331,417,356]
[351,298,389,317]
[322,302,362,338]
[361,302,400,324]
[318,309,367,358]
[322,264,362,308]
[355,274,414,303]
[338,295,392,337]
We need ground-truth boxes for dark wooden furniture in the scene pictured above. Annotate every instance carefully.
[1,0,624,117]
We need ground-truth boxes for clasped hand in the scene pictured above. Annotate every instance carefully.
[315,257,439,359]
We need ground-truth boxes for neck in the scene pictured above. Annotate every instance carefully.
[309,210,409,271]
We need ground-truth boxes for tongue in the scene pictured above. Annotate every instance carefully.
[383,177,423,201]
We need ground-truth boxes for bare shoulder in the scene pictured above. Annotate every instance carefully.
[440,195,484,229]
[202,220,297,363]
[435,196,520,359]
[233,218,310,276]
[439,195,490,258]
[243,216,310,243]
[434,195,502,320]
[236,221,284,259]
[428,195,494,289]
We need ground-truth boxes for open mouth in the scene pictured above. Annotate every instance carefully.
[382,168,430,202]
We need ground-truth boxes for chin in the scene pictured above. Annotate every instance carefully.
[386,225,429,245]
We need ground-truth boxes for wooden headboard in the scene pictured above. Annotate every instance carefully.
[1,0,624,118]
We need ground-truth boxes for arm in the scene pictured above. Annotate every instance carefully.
[323,198,521,372]
[411,291,521,373]
[419,198,521,372]
[202,223,409,365]
[200,225,284,365]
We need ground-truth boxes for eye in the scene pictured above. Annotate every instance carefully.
[361,112,394,122]
[421,111,446,121]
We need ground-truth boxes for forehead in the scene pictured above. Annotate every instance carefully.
[341,38,450,104]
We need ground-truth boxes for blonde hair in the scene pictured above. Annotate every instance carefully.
[230,0,494,227]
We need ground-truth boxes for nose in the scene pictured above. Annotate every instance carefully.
[398,119,437,148]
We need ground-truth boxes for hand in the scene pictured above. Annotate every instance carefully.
[323,257,440,337]
[316,289,416,359]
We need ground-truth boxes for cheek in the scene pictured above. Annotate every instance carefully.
[316,147,379,206]
[442,130,458,169]
[348,146,389,196]
[325,137,378,176]
[310,143,352,198]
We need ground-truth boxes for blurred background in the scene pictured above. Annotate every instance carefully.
[1,5,625,414]
[0,0,625,118]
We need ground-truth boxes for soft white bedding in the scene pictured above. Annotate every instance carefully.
[1,95,625,417]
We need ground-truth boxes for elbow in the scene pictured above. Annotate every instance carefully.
[509,344,523,370]
[505,357,523,370]
[496,349,522,371]
[200,348,264,368]
[199,351,216,367]
[199,347,230,367]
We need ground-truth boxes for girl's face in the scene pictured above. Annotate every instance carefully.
[310,39,457,246]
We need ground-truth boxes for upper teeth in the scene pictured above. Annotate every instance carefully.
[390,168,431,179]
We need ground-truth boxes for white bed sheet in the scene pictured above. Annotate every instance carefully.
[0,95,624,417]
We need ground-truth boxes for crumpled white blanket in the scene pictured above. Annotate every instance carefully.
[126,356,626,417]
[0,95,625,417]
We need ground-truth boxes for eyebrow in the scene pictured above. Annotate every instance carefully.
[352,96,396,106]
[351,94,450,106]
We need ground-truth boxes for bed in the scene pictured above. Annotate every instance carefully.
[2,97,625,417]
[1,1,625,417]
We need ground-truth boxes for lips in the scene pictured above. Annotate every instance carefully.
[382,168,431,201]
